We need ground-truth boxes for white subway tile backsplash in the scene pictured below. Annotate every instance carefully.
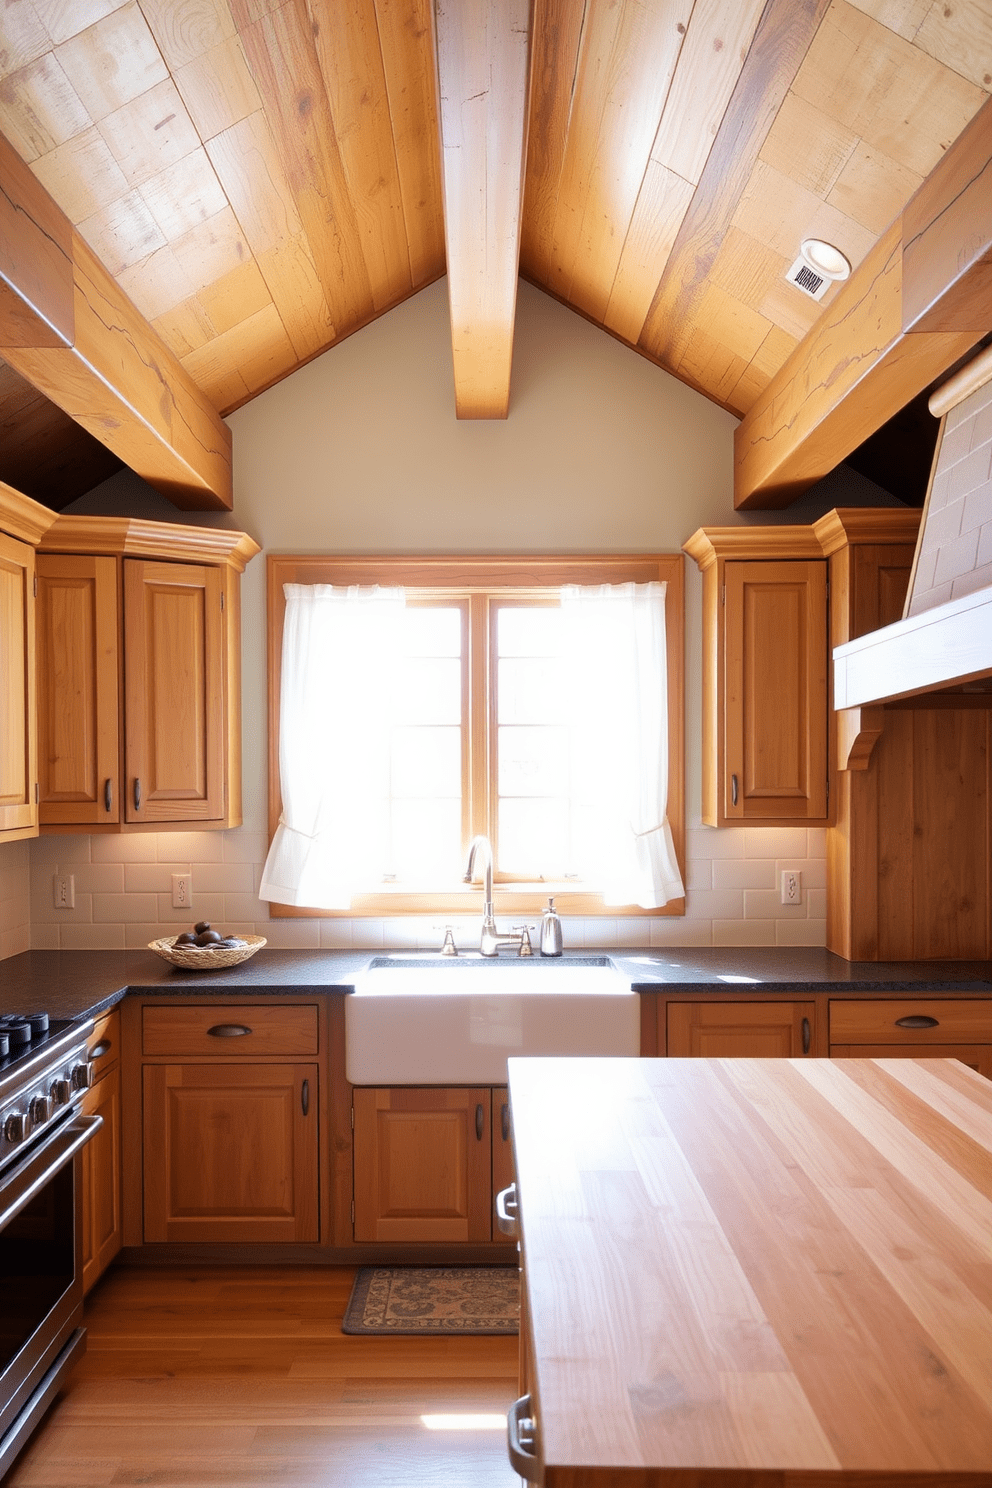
[29,925,60,950]
[649,917,714,946]
[712,919,776,946]
[156,891,226,924]
[742,828,809,859]
[952,561,992,599]
[713,859,776,891]
[93,892,158,924]
[688,827,744,860]
[72,862,126,895]
[223,831,269,863]
[319,919,354,949]
[196,862,255,894]
[124,863,176,893]
[775,918,827,946]
[744,888,804,920]
[156,832,226,864]
[60,923,126,950]
[259,919,320,949]
[91,835,157,863]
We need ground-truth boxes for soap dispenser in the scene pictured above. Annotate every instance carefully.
[539,896,563,956]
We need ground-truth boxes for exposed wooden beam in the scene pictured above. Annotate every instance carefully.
[433,0,533,419]
[0,132,232,511]
[637,0,831,370]
[734,95,992,511]
[902,95,992,335]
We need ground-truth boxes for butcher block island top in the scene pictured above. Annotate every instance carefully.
[508,1057,992,1486]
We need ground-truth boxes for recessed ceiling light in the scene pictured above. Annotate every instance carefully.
[799,238,851,281]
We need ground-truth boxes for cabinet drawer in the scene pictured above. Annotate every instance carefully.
[87,1008,121,1072]
[142,1003,319,1057]
[829,999,991,1045]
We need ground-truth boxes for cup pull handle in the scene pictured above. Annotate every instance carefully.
[507,1394,540,1481]
[895,1014,939,1029]
[206,1024,252,1038]
[495,1183,519,1237]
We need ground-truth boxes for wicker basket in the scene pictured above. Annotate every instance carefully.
[148,934,267,970]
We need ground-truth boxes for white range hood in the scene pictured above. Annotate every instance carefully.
[833,345,992,709]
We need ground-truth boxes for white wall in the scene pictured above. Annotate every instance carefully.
[10,278,897,956]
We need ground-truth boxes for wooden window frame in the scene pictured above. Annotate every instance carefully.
[266,553,685,918]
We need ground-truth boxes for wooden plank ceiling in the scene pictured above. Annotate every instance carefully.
[0,0,989,508]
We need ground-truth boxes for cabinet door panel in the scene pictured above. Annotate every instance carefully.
[725,561,827,822]
[353,1087,492,1243]
[80,1063,122,1292]
[37,554,119,824]
[492,1085,515,1212]
[0,532,36,837]
[124,560,225,822]
[142,1063,319,1243]
[667,1001,816,1058]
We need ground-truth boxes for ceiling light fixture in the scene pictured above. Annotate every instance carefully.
[785,238,852,302]
[799,238,851,281]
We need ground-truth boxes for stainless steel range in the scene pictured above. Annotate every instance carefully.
[0,1012,101,1481]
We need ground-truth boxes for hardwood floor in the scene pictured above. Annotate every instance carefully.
[7,1267,521,1487]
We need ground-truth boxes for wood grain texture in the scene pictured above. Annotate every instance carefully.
[141,1002,320,1058]
[433,0,532,418]
[902,92,992,333]
[0,527,37,840]
[638,0,831,369]
[2,1266,519,1488]
[0,134,233,509]
[511,1055,992,1484]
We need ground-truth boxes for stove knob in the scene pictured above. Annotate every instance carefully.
[50,1078,72,1107]
[29,1094,51,1126]
[70,1061,95,1092]
[3,1111,28,1144]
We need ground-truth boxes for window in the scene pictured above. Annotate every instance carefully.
[263,555,685,917]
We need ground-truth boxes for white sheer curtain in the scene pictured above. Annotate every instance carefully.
[259,584,406,909]
[560,581,683,908]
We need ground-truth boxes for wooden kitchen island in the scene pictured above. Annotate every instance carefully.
[507,1057,992,1486]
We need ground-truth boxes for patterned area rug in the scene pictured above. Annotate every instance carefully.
[342,1266,519,1335]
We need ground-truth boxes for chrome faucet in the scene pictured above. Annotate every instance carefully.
[463,835,529,957]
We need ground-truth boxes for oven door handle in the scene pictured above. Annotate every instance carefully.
[0,1114,103,1232]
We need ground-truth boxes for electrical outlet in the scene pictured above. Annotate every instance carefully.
[53,873,75,909]
[780,869,802,906]
[172,873,193,910]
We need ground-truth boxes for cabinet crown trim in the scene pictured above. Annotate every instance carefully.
[0,482,58,546]
[38,515,260,571]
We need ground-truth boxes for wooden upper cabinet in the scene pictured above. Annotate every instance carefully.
[35,516,259,833]
[37,554,120,825]
[684,528,829,827]
[0,485,54,842]
[124,560,225,823]
[0,531,38,839]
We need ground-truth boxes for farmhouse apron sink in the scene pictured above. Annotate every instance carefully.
[344,955,640,1084]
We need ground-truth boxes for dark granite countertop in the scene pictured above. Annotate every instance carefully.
[1,947,989,1026]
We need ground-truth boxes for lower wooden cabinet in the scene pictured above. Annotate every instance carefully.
[352,1086,514,1244]
[79,1010,122,1293]
[142,1062,319,1243]
[829,998,992,1078]
[667,1000,816,1057]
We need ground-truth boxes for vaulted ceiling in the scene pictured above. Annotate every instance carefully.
[0,0,989,510]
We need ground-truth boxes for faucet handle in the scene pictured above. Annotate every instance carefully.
[513,925,536,957]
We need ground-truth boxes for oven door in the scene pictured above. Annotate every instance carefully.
[0,1114,101,1445]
